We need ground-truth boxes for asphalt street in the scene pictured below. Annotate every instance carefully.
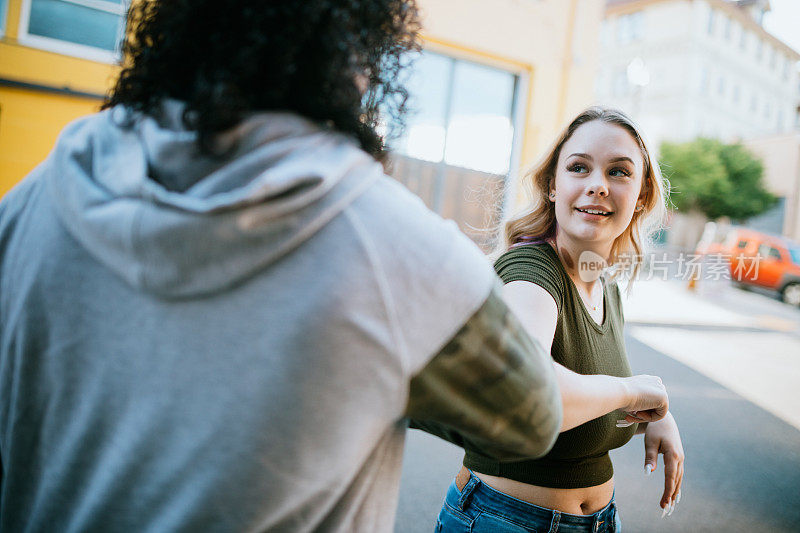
[395,283,800,532]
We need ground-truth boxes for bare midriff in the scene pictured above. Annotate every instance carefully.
[459,466,614,515]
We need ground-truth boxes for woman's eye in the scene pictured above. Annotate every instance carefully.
[609,168,631,178]
[568,164,588,173]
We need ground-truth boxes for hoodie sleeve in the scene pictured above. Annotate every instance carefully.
[405,282,562,461]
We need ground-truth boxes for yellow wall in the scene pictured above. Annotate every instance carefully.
[0,87,103,196]
[0,0,118,196]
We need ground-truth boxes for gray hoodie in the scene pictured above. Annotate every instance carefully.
[0,102,495,531]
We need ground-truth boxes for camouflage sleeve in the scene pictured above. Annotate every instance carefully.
[405,282,562,461]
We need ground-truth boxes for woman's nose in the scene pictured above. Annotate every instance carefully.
[586,171,609,197]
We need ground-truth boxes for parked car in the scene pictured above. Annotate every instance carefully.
[719,229,800,306]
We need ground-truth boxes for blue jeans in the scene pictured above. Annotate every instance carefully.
[436,470,622,532]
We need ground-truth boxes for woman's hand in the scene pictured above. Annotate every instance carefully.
[617,374,669,425]
[643,412,684,516]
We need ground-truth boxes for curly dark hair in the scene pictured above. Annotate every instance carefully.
[103,0,421,159]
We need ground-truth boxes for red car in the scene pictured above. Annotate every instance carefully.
[722,229,800,306]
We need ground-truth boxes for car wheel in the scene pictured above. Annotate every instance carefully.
[782,283,800,307]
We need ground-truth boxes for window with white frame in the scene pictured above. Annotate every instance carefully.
[0,0,8,35]
[0,0,7,35]
[20,0,127,62]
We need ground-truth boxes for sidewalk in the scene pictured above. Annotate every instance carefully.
[622,279,800,431]
[622,279,752,328]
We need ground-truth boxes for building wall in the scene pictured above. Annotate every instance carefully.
[744,133,800,240]
[0,0,605,212]
[596,0,800,149]
[597,0,800,241]
[0,0,117,197]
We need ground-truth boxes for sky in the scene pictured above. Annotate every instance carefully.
[761,0,800,56]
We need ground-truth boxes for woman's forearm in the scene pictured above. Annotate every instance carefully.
[554,362,630,431]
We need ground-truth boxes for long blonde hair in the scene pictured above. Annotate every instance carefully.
[499,106,668,284]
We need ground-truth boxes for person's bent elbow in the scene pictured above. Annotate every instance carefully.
[481,364,562,462]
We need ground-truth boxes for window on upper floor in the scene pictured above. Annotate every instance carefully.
[750,93,758,113]
[769,48,777,69]
[699,66,709,94]
[707,8,715,36]
[724,17,732,40]
[600,18,612,47]
[739,29,748,51]
[613,68,629,96]
[19,0,127,63]
[717,75,725,96]
[757,40,763,61]
[733,83,740,104]
[618,11,644,45]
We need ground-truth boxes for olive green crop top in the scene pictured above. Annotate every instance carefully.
[463,242,637,489]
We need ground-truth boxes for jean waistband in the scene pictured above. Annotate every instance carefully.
[449,470,616,530]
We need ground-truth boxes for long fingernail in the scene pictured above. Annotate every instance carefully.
[644,464,653,476]
[661,505,668,518]
[617,420,634,427]
[668,502,676,516]
[676,491,682,504]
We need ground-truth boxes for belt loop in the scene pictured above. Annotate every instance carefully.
[457,471,480,511]
[548,510,561,533]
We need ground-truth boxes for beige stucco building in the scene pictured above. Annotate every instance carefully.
[597,0,799,145]
[744,133,800,240]
[595,0,800,242]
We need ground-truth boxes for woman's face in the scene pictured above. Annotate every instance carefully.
[550,120,645,247]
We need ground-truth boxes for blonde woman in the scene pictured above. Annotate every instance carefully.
[427,107,684,532]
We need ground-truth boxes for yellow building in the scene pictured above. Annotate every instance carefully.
[0,0,604,247]
[0,0,122,196]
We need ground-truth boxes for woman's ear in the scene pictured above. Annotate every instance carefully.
[638,179,651,206]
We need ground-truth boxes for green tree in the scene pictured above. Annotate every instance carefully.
[659,138,776,221]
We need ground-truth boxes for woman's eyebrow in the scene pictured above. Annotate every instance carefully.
[608,156,635,164]
[567,153,593,160]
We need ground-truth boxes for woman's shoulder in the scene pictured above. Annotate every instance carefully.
[493,242,567,309]
[493,242,560,270]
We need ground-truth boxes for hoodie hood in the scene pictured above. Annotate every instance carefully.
[44,101,382,298]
